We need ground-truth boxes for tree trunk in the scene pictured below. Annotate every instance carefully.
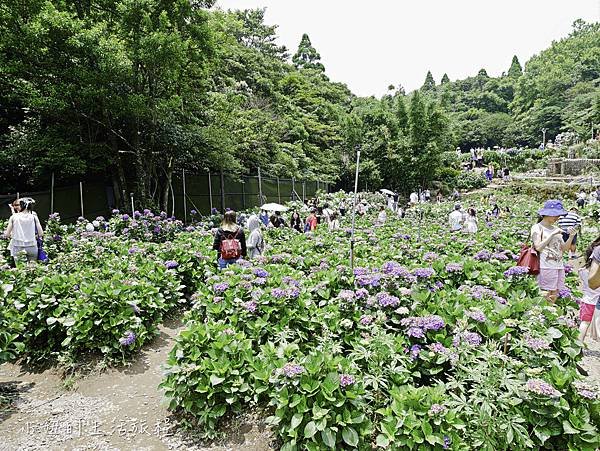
[161,164,173,212]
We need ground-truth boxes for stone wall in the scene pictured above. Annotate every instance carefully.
[547,158,600,176]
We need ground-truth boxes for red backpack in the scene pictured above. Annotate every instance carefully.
[220,228,242,260]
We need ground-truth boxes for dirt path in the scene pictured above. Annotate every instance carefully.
[0,318,275,451]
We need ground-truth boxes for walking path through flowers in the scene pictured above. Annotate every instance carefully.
[2,325,600,451]
[0,317,275,450]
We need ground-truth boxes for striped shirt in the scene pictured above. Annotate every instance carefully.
[557,212,582,231]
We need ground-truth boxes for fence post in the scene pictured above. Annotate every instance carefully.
[258,167,263,205]
[302,181,306,203]
[79,182,84,217]
[220,170,225,213]
[277,176,281,203]
[317,180,319,192]
[130,192,135,215]
[208,171,213,214]
[50,172,55,213]
[242,180,246,210]
[182,169,187,223]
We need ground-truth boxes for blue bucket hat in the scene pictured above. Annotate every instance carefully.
[538,199,567,217]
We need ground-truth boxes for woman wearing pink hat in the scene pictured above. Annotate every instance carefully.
[531,200,578,303]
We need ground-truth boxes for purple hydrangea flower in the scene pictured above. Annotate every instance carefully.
[407,327,425,338]
[355,288,369,299]
[339,290,356,301]
[272,288,287,299]
[429,342,448,353]
[401,315,445,331]
[492,252,509,261]
[445,263,463,273]
[122,214,130,221]
[463,331,482,346]
[339,374,355,387]
[429,404,446,415]
[253,277,266,286]
[443,436,451,449]
[190,209,197,215]
[525,379,561,398]
[504,266,530,277]
[254,268,269,278]
[558,288,572,299]
[412,268,435,279]
[287,287,300,298]
[376,292,400,308]
[119,331,136,346]
[564,264,574,274]
[410,344,421,359]
[282,363,304,377]
[353,267,368,276]
[474,250,491,261]
[213,282,229,293]
[467,309,486,322]
[359,315,373,326]
[283,276,300,287]
[423,252,438,262]
[165,260,178,269]
[111,209,120,215]
[577,388,597,399]
[211,208,219,215]
[242,300,257,312]
[525,335,551,351]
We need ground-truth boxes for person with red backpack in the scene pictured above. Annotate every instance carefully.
[212,210,247,269]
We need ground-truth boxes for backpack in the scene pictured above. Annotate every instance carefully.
[220,228,242,260]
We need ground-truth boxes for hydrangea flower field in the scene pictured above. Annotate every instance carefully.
[1,193,600,450]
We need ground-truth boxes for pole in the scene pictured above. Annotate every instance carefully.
[277,177,281,203]
[292,177,296,201]
[130,192,134,215]
[182,169,187,223]
[208,171,213,213]
[302,181,306,203]
[79,182,84,217]
[350,149,361,270]
[542,128,547,149]
[220,170,225,213]
[257,166,263,205]
[50,172,55,213]
[242,180,246,210]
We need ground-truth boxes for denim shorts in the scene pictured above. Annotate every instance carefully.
[218,257,238,269]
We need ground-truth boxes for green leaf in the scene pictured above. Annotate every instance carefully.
[342,426,358,447]
[563,420,579,434]
[210,374,225,386]
[46,317,58,325]
[376,434,390,448]
[291,413,303,430]
[304,421,317,438]
[321,428,336,448]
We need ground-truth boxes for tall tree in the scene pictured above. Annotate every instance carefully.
[421,70,436,92]
[441,73,450,84]
[507,55,523,78]
[292,33,325,72]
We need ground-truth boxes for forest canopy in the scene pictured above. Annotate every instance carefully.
[0,1,598,206]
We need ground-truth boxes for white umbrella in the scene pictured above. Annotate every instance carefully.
[379,189,396,196]
[261,202,288,212]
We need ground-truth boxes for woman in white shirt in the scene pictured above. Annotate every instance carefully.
[531,200,576,303]
[464,208,478,234]
[4,197,43,263]
[328,212,340,231]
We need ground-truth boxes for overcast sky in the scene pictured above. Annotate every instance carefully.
[215,0,599,97]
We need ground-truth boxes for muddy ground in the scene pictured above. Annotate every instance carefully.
[0,317,275,451]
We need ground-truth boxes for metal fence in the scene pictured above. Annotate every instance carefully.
[0,170,329,223]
